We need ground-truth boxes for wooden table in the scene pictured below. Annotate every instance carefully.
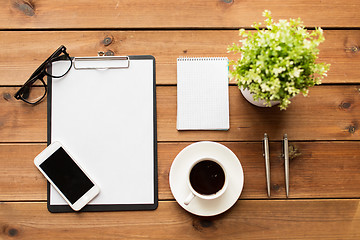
[1,1,360,239]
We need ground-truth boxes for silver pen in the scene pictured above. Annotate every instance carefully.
[263,133,271,197]
[283,134,289,198]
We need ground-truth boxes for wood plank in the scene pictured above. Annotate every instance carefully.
[0,30,359,85]
[0,144,47,201]
[0,87,47,142]
[1,200,360,239]
[159,142,360,199]
[2,142,360,201]
[1,0,359,29]
[158,85,360,141]
[1,85,359,142]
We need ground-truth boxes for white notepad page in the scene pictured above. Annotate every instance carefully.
[177,57,229,130]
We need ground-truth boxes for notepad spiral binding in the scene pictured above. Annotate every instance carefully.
[177,57,228,61]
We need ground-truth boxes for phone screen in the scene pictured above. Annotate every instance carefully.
[39,147,94,204]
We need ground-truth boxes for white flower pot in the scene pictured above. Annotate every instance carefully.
[240,88,280,107]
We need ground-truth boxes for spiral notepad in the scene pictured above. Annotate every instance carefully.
[177,57,229,130]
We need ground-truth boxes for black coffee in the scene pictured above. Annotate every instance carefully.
[189,160,225,195]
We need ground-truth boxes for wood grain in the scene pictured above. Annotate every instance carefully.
[159,85,360,141]
[0,30,359,85]
[1,200,360,239]
[2,142,360,201]
[1,0,360,29]
[1,85,359,142]
[0,144,46,201]
[159,141,360,200]
[1,0,359,238]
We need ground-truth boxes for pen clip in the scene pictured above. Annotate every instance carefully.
[283,134,289,198]
[262,134,266,157]
[263,133,269,157]
[283,134,288,160]
[263,133,270,197]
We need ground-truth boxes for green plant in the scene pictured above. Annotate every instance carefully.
[228,10,330,110]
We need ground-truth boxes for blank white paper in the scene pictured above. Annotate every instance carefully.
[50,59,155,205]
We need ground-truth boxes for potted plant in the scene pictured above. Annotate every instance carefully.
[228,10,330,110]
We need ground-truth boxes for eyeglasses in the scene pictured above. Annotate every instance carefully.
[14,45,72,105]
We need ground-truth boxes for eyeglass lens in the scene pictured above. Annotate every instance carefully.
[20,78,47,104]
[44,53,72,78]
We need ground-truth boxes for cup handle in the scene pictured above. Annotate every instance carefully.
[184,192,195,205]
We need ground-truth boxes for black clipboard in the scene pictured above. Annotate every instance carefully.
[47,55,158,212]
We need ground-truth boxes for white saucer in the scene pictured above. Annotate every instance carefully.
[169,141,244,216]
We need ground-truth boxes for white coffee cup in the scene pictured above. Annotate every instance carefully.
[184,157,228,205]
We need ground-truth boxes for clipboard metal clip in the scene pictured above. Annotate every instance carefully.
[73,56,130,70]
